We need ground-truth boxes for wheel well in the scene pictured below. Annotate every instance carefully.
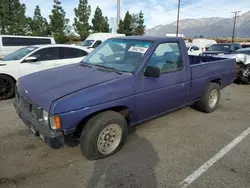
[0,74,16,83]
[74,106,130,137]
[210,78,222,87]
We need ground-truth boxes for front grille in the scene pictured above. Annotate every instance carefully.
[17,91,41,119]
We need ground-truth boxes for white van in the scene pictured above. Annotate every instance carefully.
[80,33,125,53]
[0,35,55,58]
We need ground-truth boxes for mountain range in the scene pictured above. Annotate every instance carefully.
[145,11,250,38]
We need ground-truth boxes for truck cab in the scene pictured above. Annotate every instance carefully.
[14,36,236,160]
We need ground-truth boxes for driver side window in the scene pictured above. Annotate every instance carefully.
[31,47,59,61]
[146,42,183,74]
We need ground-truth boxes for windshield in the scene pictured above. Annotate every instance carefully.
[81,40,95,47]
[207,44,231,52]
[83,39,152,73]
[2,47,38,61]
[233,49,250,55]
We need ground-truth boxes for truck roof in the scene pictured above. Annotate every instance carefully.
[109,36,183,42]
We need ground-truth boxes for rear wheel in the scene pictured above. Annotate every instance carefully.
[0,75,15,100]
[193,83,220,113]
[80,111,128,160]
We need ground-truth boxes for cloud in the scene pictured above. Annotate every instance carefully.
[21,0,250,29]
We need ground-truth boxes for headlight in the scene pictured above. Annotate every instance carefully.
[43,110,49,122]
[49,115,61,130]
[42,110,61,130]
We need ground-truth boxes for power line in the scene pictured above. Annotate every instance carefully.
[231,11,241,43]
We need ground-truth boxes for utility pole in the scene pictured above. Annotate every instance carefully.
[176,0,181,37]
[231,11,241,43]
[117,0,120,33]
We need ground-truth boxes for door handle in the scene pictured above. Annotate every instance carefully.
[177,79,184,83]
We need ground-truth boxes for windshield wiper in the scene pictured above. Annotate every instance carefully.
[93,64,122,74]
[80,62,92,68]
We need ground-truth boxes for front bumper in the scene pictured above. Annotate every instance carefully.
[14,98,64,149]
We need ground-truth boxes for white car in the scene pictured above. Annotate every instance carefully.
[0,44,88,100]
[187,45,204,56]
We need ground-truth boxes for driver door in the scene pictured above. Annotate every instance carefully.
[135,42,190,121]
[19,47,60,77]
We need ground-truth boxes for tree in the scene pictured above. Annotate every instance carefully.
[122,11,133,36]
[49,0,69,43]
[117,20,124,34]
[30,6,51,36]
[103,16,110,32]
[0,0,29,35]
[92,6,110,33]
[74,0,91,39]
[131,13,139,35]
[134,11,146,35]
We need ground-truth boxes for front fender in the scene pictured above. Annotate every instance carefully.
[59,95,136,134]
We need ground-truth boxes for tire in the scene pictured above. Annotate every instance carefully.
[0,75,16,100]
[193,83,220,113]
[80,111,128,160]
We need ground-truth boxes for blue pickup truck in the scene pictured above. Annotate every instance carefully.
[14,36,236,160]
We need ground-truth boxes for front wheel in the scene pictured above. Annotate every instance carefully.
[193,83,220,113]
[80,111,128,160]
[0,75,16,100]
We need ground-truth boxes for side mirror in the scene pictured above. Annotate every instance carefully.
[144,66,160,78]
[190,49,194,52]
[23,56,37,63]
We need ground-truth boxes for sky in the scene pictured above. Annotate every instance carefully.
[20,0,250,30]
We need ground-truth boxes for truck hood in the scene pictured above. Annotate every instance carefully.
[18,63,124,111]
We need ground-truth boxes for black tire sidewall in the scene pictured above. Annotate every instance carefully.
[0,75,15,100]
[80,111,128,160]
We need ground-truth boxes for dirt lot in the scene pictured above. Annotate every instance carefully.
[1,84,250,188]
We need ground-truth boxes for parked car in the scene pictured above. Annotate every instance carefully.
[0,44,88,100]
[202,43,242,56]
[186,39,217,56]
[0,35,55,58]
[14,36,236,160]
[80,32,126,53]
[187,45,204,56]
[220,47,250,84]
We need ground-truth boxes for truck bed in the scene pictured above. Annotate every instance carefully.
[188,55,236,102]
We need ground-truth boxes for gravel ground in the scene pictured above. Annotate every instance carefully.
[1,84,250,188]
